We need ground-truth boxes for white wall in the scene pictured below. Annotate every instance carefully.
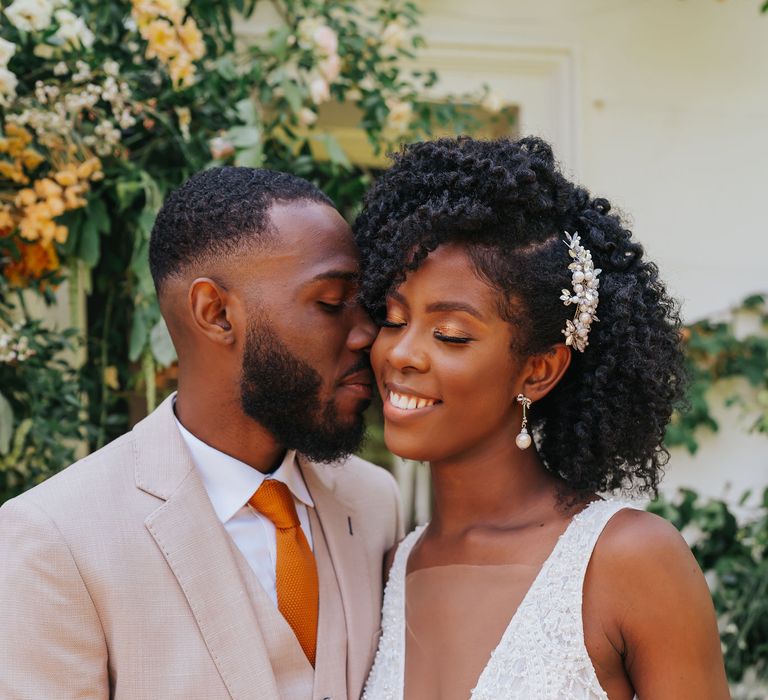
[414,0,767,503]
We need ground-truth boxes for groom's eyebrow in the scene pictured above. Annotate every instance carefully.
[307,270,360,284]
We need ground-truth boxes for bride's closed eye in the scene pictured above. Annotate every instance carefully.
[433,326,473,344]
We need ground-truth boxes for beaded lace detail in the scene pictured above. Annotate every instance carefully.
[363,499,637,700]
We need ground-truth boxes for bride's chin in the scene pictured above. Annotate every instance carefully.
[383,435,437,464]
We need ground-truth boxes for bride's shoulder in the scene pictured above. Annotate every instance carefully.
[588,506,711,625]
[594,506,691,570]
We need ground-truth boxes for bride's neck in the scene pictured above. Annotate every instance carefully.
[427,436,560,536]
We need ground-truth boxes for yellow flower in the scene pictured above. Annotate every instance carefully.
[178,18,204,60]
[145,19,178,62]
[169,54,195,88]
[154,0,184,24]
[76,157,101,180]
[5,123,31,144]
[0,206,14,233]
[53,169,78,187]
[0,159,27,184]
[15,188,37,207]
[47,196,65,217]
[64,184,86,209]
[21,148,44,170]
[35,177,63,199]
[103,365,120,390]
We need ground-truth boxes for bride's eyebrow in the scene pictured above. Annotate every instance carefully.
[425,301,484,320]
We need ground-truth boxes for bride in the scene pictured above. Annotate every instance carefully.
[354,136,729,699]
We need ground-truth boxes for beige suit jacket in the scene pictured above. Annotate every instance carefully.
[0,396,402,699]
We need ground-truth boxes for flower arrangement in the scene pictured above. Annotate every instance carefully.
[0,0,484,465]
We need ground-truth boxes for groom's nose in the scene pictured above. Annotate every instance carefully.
[346,303,377,353]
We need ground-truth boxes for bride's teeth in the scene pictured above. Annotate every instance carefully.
[388,391,438,410]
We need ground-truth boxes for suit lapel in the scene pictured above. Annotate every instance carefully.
[134,396,281,700]
[298,457,378,695]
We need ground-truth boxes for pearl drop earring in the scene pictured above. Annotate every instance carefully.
[515,394,532,450]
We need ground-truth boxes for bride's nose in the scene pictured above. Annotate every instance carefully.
[384,327,430,373]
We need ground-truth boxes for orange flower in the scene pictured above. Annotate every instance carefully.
[3,240,59,287]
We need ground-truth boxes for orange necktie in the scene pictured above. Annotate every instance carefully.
[249,479,319,666]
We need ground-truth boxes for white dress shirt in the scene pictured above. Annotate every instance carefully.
[174,413,314,607]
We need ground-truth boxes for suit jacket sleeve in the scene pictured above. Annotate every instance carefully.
[0,497,109,699]
[389,469,405,542]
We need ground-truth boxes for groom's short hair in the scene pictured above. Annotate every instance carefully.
[149,167,333,294]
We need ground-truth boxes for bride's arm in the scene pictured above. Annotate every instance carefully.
[588,508,730,699]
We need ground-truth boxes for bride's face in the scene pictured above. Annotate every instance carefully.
[371,243,525,463]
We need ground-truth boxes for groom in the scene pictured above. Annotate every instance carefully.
[0,167,402,699]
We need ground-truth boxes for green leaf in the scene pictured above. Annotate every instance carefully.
[149,318,177,367]
[235,98,258,126]
[0,390,13,456]
[77,216,101,268]
[282,78,303,115]
[235,144,264,168]
[313,133,351,168]
[129,310,149,362]
[227,125,262,148]
[216,56,239,81]
[116,179,144,211]
[268,25,291,61]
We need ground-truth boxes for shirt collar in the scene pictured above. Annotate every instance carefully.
[173,406,314,525]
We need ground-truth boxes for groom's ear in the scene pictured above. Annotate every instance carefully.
[519,343,572,402]
[189,277,237,346]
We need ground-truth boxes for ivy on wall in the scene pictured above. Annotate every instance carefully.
[666,294,768,454]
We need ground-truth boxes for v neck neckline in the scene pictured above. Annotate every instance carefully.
[398,500,601,699]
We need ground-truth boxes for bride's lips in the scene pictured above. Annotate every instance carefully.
[382,382,442,421]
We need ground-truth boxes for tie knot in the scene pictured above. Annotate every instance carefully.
[249,479,301,530]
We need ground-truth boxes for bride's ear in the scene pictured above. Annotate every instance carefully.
[519,344,572,403]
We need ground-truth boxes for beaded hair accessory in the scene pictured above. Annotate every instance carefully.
[559,232,600,352]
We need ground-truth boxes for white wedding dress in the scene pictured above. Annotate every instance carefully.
[363,499,637,700]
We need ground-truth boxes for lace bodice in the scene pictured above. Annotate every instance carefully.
[363,499,637,700]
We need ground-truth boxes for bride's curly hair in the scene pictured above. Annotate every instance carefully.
[354,136,686,495]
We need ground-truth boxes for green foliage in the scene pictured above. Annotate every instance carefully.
[0,287,97,502]
[667,294,768,453]
[649,489,768,686]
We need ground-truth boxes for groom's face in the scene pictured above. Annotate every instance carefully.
[235,201,376,461]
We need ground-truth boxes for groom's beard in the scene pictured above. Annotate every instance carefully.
[239,316,367,463]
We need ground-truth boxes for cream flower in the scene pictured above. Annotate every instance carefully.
[53,9,95,49]
[312,24,338,57]
[103,60,120,77]
[209,136,234,160]
[385,97,413,133]
[481,90,503,114]
[5,0,54,32]
[382,20,407,50]
[0,68,18,107]
[0,38,17,68]
[309,76,330,105]
[298,107,317,127]
[318,53,341,82]
[297,17,338,57]
[175,105,191,140]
